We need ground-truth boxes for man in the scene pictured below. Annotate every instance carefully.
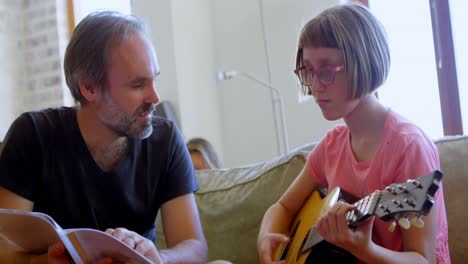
[0,11,207,263]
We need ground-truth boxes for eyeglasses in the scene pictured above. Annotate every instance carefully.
[294,65,345,87]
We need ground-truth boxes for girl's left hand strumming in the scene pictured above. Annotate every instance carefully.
[315,201,375,257]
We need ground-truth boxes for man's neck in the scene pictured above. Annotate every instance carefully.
[76,106,128,172]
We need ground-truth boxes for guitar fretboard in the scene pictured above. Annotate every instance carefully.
[347,191,381,227]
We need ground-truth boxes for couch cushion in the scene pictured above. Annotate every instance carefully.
[156,143,315,263]
[435,135,468,263]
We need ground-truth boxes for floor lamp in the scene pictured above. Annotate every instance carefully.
[217,70,289,155]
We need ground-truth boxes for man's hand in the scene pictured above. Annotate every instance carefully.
[106,227,163,263]
[29,242,113,264]
[45,242,70,264]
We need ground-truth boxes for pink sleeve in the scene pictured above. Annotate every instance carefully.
[393,136,440,184]
[307,138,328,186]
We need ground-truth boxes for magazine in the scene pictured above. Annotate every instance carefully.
[0,209,152,264]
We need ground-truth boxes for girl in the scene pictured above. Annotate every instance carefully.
[257,3,450,263]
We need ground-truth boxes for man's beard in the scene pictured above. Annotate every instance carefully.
[99,98,156,139]
[126,103,156,139]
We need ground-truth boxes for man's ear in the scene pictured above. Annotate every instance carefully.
[78,77,101,103]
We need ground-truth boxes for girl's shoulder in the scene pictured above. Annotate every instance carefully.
[322,124,349,146]
[385,110,435,148]
[326,124,348,138]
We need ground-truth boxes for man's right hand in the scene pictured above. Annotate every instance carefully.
[28,242,113,264]
[28,242,74,264]
[46,242,71,264]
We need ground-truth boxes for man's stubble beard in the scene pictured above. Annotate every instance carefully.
[99,92,155,139]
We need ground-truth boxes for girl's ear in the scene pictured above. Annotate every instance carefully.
[78,77,101,103]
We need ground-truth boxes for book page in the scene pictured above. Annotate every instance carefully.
[0,209,60,253]
[65,228,152,264]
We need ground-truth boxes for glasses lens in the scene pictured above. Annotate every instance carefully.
[318,69,334,84]
[297,68,313,86]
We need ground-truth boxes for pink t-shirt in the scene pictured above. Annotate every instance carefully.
[308,110,450,263]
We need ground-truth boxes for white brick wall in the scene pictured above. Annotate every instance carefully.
[0,0,70,140]
[0,0,24,139]
[21,0,64,113]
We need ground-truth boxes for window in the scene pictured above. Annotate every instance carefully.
[450,0,468,133]
[371,0,464,138]
[371,1,443,139]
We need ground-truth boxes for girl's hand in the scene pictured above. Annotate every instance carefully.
[257,232,289,264]
[315,201,374,258]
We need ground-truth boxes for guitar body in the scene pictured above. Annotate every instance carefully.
[274,187,356,264]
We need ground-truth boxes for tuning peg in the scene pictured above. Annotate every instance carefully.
[388,220,397,232]
[385,186,396,194]
[398,217,411,230]
[410,215,425,228]
[404,198,415,207]
[406,179,423,188]
[397,185,408,193]
[392,199,403,208]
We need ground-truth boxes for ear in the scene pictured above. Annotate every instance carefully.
[78,77,101,103]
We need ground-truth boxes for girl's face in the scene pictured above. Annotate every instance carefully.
[301,46,361,121]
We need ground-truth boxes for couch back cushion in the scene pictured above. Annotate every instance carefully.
[156,143,315,263]
[435,135,468,263]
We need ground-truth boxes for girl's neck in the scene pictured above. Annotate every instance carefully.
[343,94,389,162]
[344,93,389,141]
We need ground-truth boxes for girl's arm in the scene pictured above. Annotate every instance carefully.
[257,162,319,263]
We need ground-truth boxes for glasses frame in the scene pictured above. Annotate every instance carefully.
[294,65,345,87]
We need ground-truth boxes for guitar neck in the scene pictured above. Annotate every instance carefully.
[346,191,381,228]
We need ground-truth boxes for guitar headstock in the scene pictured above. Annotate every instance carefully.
[374,170,443,223]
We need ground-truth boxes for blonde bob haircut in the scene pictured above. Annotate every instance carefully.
[295,3,390,98]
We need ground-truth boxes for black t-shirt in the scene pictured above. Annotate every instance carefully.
[0,107,198,241]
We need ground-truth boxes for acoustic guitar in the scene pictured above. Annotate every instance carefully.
[274,170,443,264]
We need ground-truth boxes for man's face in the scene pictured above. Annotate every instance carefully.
[96,32,160,139]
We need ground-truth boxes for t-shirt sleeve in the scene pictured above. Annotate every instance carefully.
[0,113,42,201]
[393,136,440,184]
[159,124,199,205]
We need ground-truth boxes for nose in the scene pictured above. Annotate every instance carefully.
[146,82,160,104]
[309,75,325,96]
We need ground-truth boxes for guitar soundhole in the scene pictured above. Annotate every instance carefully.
[305,240,357,264]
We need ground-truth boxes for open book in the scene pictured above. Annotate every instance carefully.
[0,209,152,264]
